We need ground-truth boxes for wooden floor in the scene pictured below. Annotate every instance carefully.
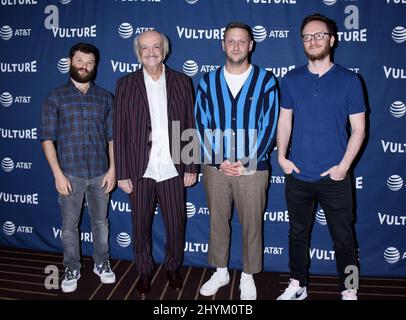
[0,246,405,301]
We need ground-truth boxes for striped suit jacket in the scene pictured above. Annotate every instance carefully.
[113,66,198,181]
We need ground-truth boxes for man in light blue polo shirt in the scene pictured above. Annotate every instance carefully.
[276,13,366,301]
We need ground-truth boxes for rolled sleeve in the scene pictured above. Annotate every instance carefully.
[40,94,58,142]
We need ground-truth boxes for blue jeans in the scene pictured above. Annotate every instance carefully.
[59,174,110,271]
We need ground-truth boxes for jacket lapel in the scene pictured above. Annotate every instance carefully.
[165,66,174,119]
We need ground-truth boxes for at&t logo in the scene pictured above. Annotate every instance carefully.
[383,247,406,264]
[57,58,69,74]
[252,26,267,42]
[264,246,283,255]
[1,157,32,172]
[316,209,327,225]
[1,92,32,107]
[392,26,406,43]
[252,26,289,42]
[117,22,153,39]
[0,25,31,40]
[182,60,219,77]
[390,101,406,118]
[186,202,196,218]
[1,157,14,172]
[183,60,198,77]
[386,175,404,191]
[117,232,131,247]
[0,92,12,107]
[118,23,133,39]
[0,25,12,40]
[2,220,33,235]
[3,220,15,235]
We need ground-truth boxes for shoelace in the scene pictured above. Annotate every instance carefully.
[98,261,111,273]
[64,268,77,280]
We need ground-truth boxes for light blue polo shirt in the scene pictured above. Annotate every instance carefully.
[280,64,366,182]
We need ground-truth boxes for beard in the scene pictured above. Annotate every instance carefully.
[305,44,331,61]
[69,64,96,83]
[226,51,248,66]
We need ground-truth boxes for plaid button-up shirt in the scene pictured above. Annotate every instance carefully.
[40,81,113,179]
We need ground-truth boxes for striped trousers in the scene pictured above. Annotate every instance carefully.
[129,175,185,274]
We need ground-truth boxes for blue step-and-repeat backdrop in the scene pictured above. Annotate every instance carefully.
[0,0,405,278]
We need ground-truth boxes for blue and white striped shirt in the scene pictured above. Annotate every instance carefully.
[194,65,279,170]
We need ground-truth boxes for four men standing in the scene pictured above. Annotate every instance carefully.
[41,14,364,300]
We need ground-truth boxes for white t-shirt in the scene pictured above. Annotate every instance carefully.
[223,64,252,98]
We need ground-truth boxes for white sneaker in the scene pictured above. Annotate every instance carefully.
[341,289,357,300]
[200,271,230,296]
[61,268,80,293]
[277,278,307,300]
[93,260,116,284]
[240,276,257,300]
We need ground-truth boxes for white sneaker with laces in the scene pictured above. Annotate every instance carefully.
[277,278,307,300]
[240,276,257,300]
[200,271,230,296]
[61,268,81,293]
[341,289,357,300]
[93,260,116,284]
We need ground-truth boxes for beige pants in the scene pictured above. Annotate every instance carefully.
[203,165,269,274]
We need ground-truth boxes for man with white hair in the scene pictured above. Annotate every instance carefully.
[113,30,197,296]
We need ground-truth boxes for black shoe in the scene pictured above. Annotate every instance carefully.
[136,273,151,296]
[166,269,183,291]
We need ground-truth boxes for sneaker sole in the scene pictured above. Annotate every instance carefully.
[61,274,80,293]
[61,284,77,293]
[199,278,230,296]
[93,268,116,284]
[277,291,308,300]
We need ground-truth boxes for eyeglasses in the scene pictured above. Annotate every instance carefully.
[301,32,332,42]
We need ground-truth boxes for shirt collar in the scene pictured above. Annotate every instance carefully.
[143,64,166,84]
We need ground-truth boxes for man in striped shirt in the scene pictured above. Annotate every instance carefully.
[195,22,279,300]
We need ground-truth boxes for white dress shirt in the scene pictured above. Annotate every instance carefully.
[142,66,178,182]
